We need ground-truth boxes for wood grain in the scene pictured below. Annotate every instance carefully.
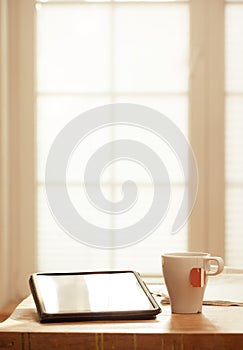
[1,293,243,349]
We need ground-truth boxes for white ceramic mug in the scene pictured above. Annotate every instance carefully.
[162,252,224,314]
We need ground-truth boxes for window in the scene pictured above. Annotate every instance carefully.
[225,1,243,267]
[36,0,189,275]
[34,0,243,276]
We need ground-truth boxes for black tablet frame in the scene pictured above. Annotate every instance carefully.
[29,270,161,323]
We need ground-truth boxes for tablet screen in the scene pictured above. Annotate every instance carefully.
[35,272,155,314]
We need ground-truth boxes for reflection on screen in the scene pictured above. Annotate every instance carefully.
[36,272,154,314]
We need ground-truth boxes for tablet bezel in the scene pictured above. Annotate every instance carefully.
[29,270,161,323]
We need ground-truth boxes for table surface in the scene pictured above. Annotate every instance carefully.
[1,273,243,350]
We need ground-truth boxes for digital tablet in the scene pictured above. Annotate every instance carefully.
[29,270,161,323]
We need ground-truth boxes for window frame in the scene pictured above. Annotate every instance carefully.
[0,0,36,308]
[189,0,225,257]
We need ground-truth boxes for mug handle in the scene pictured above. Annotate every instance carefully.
[204,256,224,276]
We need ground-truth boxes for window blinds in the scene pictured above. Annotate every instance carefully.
[225,3,243,268]
[36,1,189,275]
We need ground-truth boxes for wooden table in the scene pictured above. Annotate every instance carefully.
[1,274,243,350]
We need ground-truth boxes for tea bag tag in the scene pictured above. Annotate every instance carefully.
[190,268,205,287]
